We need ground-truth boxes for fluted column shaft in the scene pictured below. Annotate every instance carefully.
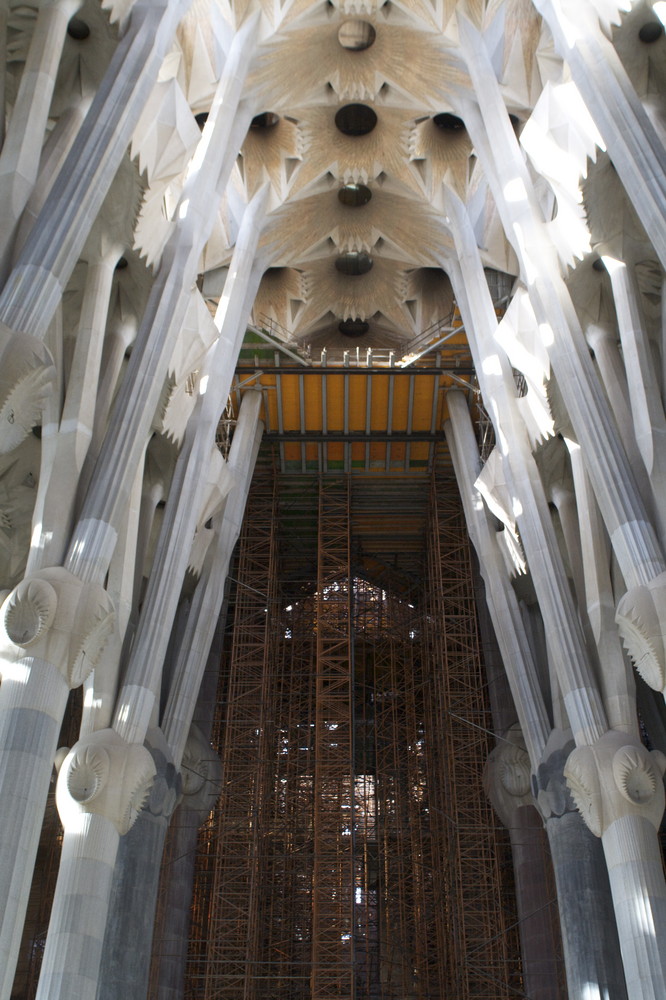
[0,0,192,347]
[64,19,259,587]
[509,806,563,1000]
[0,0,83,280]
[602,814,666,998]
[27,250,119,573]
[545,809,627,999]
[36,813,120,1000]
[0,656,70,1000]
[603,257,666,544]
[97,731,181,1000]
[448,397,626,997]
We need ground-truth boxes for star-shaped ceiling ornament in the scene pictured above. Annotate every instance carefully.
[251,20,465,110]
[289,256,424,339]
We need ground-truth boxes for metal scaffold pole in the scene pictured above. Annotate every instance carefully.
[311,476,355,1000]
[202,473,281,1000]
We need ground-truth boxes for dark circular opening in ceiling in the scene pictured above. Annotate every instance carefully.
[433,112,465,131]
[67,17,90,40]
[592,257,606,272]
[250,112,280,129]
[639,21,664,43]
[115,257,129,271]
[195,112,209,130]
[338,20,376,50]
[335,252,374,275]
[338,183,372,206]
[339,318,370,337]
[335,104,378,136]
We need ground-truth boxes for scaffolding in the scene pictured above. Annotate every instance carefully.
[422,478,521,998]
[201,474,281,1000]
[311,478,354,1000]
[183,472,521,1000]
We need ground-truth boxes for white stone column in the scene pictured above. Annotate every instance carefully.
[112,192,268,746]
[566,440,637,735]
[163,388,264,765]
[35,729,156,1000]
[447,394,628,996]
[565,732,666,1000]
[0,0,83,280]
[585,323,653,511]
[32,192,267,1000]
[454,19,666,691]
[27,245,121,573]
[0,55,260,962]
[602,256,666,543]
[445,392,550,765]
[547,484,585,621]
[531,0,666,270]
[63,21,260,585]
[13,93,94,260]
[0,3,6,148]
[85,311,138,474]
[97,395,261,997]
[445,176,666,1000]
[0,569,114,1000]
[0,0,194,453]
[443,199,607,746]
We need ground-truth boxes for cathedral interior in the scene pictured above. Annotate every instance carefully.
[0,0,665,998]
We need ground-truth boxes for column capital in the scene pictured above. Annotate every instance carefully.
[56,728,156,835]
[616,570,666,694]
[565,730,666,836]
[0,566,115,688]
[484,725,535,827]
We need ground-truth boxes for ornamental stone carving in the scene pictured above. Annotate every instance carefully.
[57,729,157,835]
[3,577,57,645]
[615,571,666,692]
[0,329,55,454]
[0,566,115,688]
[483,725,534,828]
[564,730,666,837]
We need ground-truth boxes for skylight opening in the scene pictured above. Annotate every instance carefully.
[335,104,377,136]
[638,21,663,42]
[338,20,376,50]
[338,319,370,337]
[250,112,280,129]
[67,17,90,40]
[433,112,465,131]
[335,252,373,275]
[338,183,372,206]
